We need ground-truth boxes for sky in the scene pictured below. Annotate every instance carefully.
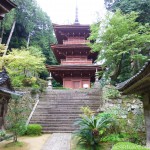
[36,0,106,24]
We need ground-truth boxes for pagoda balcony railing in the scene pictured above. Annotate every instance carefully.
[61,59,92,65]
[63,39,90,45]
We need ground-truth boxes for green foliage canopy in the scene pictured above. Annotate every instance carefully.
[1,47,46,87]
[0,0,57,65]
[110,0,150,24]
[89,10,150,83]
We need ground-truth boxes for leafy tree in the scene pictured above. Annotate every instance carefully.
[1,47,46,87]
[109,0,150,24]
[0,10,16,44]
[0,0,57,66]
[89,10,150,84]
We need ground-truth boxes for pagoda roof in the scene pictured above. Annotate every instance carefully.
[53,24,90,44]
[51,44,98,63]
[116,59,150,95]
[0,0,17,20]
[51,44,90,49]
[46,64,102,83]
[53,23,90,29]
[47,64,101,71]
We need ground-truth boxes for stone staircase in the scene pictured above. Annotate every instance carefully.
[29,88,102,133]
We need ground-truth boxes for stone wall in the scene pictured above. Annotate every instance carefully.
[102,85,145,132]
[6,88,39,127]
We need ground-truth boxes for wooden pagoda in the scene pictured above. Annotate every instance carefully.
[47,12,102,89]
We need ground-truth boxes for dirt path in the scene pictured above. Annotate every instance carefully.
[0,134,51,150]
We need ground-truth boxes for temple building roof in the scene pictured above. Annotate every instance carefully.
[47,64,101,71]
[0,68,21,98]
[47,64,102,83]
[117,59,150,95]
[0,0,17,20]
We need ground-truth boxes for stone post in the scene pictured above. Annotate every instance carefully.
[47,72,53,90]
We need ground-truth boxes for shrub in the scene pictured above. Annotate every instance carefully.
[22,77,35,86]
[0,130,6,138]
[112,142,149,150]
[74,111,116,148]
[80,106,94,117]
[11,76,24,87]
[30,84,40,94]
[26,124,42,136]
[101,133,125,143]
[6,95,27,142]
[105,86,120,99]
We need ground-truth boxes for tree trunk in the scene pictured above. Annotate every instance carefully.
[27,32,31,49]
[3,21,16,56]
[110,54,123,82]
[143,93,150,148]
[13,131,17,142]
[0,25,4,44]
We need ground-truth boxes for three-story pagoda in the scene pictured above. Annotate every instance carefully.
[47,10,102,89]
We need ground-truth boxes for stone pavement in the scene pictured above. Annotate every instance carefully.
[41,133,72,150]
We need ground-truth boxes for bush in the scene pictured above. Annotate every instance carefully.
[22,77,36,87]
[30,84,40,94]
[101,133,125,142]
[26,124,42,136]
[11,76,24,87]
[105,86,120,99]
[0,130,6,138]
[74,110,116,148]
[112,142,149,150]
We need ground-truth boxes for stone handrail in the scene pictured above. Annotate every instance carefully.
[26,94,39,126]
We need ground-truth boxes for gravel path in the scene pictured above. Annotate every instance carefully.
[41,133,72,150]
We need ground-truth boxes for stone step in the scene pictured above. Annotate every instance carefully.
[38,101,100,104]
[40,96,101,99]
[37,102,100,105]
[30,121,77,124]
[33,109,98,112]
[31,115,80,119]
[29,88,102,133]
[42,127,76,131]
[30,118,79,122]
[35,106,99,109]
[42,130,73,133]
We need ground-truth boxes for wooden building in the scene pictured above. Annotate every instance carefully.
[0,68,21,129]
[117,60,150,147]
[0,0,17,129]
[0,0,17,20]
[47,15,102,89]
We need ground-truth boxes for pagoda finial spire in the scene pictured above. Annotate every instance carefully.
[74,0,79,24]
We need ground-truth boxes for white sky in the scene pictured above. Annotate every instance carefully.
[36,0,106,24]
